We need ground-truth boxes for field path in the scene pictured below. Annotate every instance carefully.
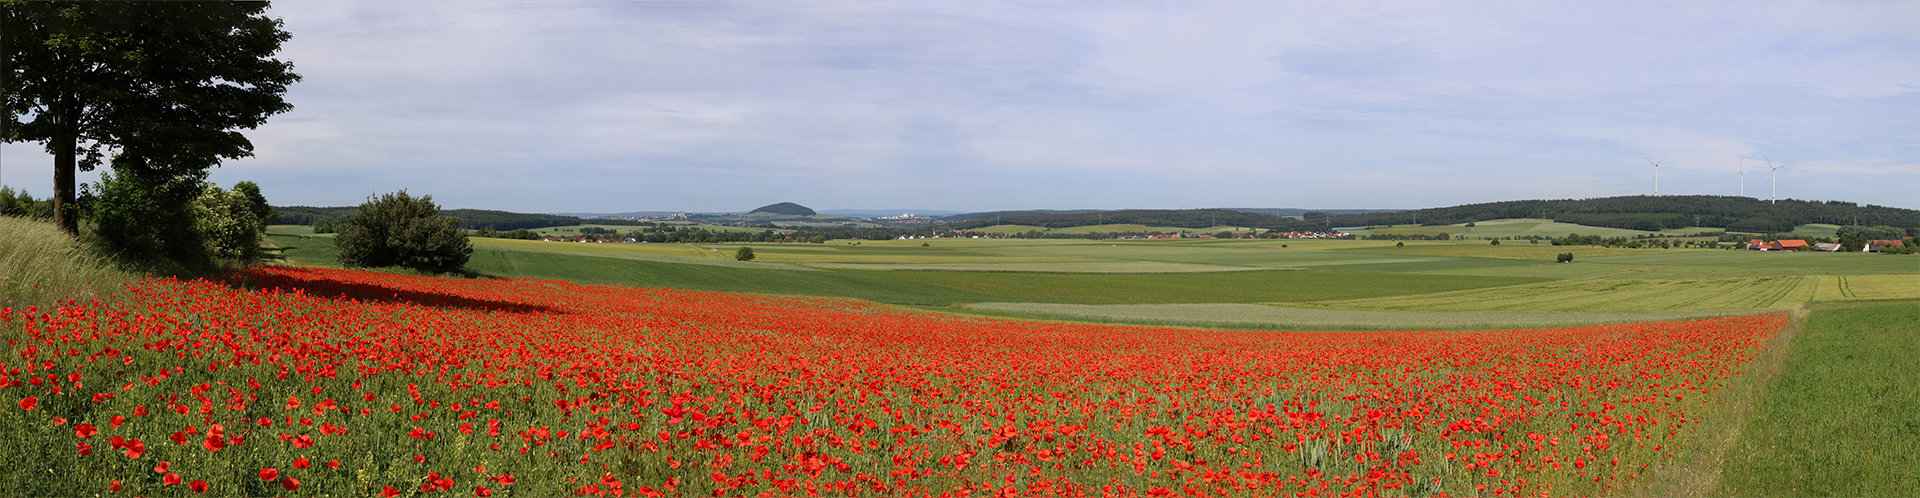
[1634,308,1809,496]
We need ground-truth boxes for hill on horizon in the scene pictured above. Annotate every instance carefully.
[750,202,816,216]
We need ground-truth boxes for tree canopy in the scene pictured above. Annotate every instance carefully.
[2,1,299,234]
[335,191,472,272]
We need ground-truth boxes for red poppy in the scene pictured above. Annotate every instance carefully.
[260,468,279,481]
[18,397,36,411]
[162,473,181,486]
[281,477,300,491]
[293,457,310,469]
[189,480,209,493]
[74,424,97,438]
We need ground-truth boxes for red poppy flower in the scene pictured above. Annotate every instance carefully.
[74,424,97,438]
[281,477,300,491]
[260,468,280,481]
[163,473,181,486]
[189,480,209,493]
[293,457,310,469]
[18,397,36,411]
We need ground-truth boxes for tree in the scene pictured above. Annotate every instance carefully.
[192,182,265,262]
[734,247,755,261]
[335,191,471,272]
[2,1,299,235]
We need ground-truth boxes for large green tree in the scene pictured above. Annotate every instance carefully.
[2,1,298,235]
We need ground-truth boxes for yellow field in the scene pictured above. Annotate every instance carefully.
[1296,276,1818,313]
[1812,275,1920,302]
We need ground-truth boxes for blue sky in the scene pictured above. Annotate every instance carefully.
[3,1,1915,213]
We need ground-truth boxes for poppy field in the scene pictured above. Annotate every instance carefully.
[2,266,1788,497]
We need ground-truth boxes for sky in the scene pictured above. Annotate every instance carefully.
[2,0,1916,214]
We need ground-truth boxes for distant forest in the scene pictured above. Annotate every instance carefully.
[943,208,1291,230]
[274,206,648,231]
[1314,196,1918,234]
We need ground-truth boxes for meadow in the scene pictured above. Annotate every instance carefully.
[3,217,1915,497]
[0,266,1801,497]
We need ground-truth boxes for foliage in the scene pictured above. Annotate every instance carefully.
[82,169,212,274]
[748,201,815,216]
[0,186,53,219]
[470,228,542,240]
[334,191,471,272]
[1,1,299,233]
[0,267,1791,496]
[733,246,755,261]
[193,182,269,262]
[1557,252,1574,263]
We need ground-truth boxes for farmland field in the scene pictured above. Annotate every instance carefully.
[959,302,1752,331]
[861,269,1546,305]
[1716,302,1920,496]
[0,267,1794,497]
[1295,276,1818,313]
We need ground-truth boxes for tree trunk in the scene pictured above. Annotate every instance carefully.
[51,74,77,236]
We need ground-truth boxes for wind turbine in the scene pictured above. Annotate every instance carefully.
[1647,157,1666,196]
[1765,156,1784,204]
[1732,157,1750,197]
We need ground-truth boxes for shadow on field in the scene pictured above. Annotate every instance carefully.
[216,269,564,315]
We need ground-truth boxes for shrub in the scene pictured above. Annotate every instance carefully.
[734,247,756,261]
[335,191,471,272]
[193,183,269,262]
[1557,252,1574,263]
[85,170,214,274]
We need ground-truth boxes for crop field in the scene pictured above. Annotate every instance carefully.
[1298,277,1818,313]
[462,247,1024,306]
[1343,242,1698,260]
[0,266,1794,497]
[1715,302,1920,497]
[1810,275,1920,302]
[862,270,1547,305]
[960,302,1753,331]
[1347,220,1665,239]
[798,261,1262,274]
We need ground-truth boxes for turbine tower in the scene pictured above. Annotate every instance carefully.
[1732,157,1750,197]
[1765,156,1784,204]
[1647,157,1666,196]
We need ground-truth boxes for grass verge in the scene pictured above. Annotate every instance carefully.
[0,216,129,311]
[1711,302,1920,496]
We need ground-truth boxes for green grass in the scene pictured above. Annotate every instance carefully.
[0,216,130,310]
[977,242,1543,272]
[857,269,1548,304]
[956,302,1755,331]
[1299,276,1817,313]
[1349,219,1662,239]
[1715,302,1920,496]
[1811,275,1920,302]
[264,233,340,268]
[461,247,1033,306]
[798,261,1267,273]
